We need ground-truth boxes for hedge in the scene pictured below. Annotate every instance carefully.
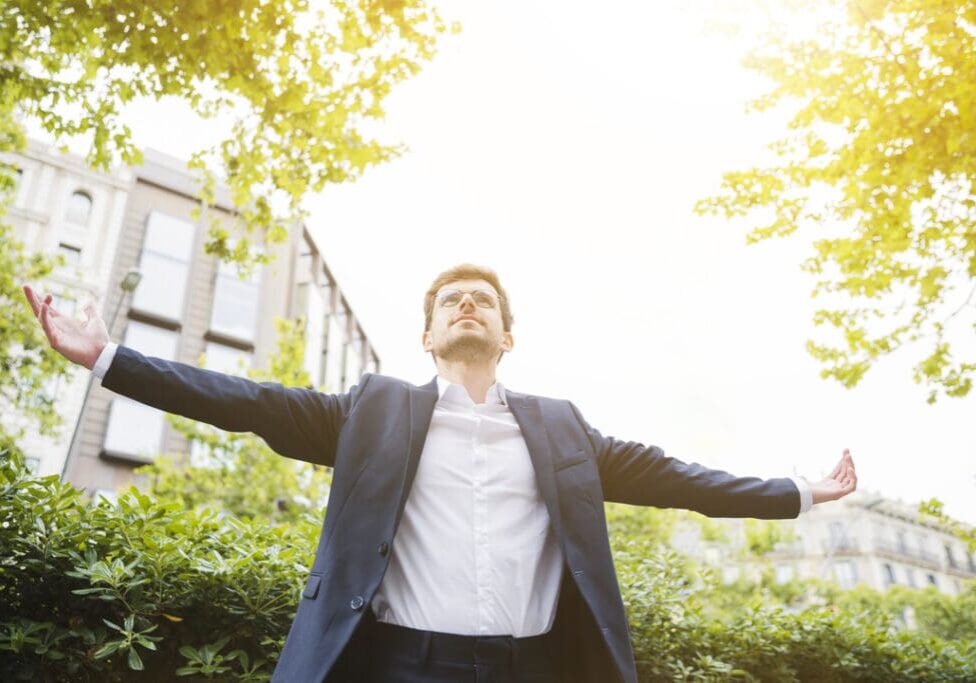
[2,452,974,681]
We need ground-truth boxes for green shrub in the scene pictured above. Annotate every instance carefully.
[614,539,976,682]
[3,450,975,681]
[0,450,317,681]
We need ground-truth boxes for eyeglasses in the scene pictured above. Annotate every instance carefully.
[435,288,499,308]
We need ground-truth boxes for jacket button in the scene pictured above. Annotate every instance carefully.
[377,541,390,556]
[350,595,365,610]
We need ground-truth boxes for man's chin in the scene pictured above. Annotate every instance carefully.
[435,335,498,363]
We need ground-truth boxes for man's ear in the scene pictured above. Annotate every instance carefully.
[502,331,514,353]
[422,330,433,352]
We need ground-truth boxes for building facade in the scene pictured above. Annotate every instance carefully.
[3,140,131,477]
[682,491,976,596]
[5,142,380,493]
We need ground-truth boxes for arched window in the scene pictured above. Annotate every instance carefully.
[65,190,93,226]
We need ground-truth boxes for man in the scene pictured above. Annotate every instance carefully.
[23,264,857,682]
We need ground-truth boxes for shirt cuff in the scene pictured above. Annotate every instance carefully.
[791,476,813,514]
[91,342,119,380]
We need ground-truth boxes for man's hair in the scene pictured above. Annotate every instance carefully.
[424,264,514,332]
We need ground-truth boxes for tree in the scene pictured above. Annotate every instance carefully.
[696,0,976,404]
[0,168,70,456]
[1,0,451,271]
[137,317,333,524]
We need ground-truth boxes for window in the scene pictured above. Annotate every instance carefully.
[58,243,82,266]
[833,561,857,589]
[364,350,379,375]
[65,191,92,226]
[296,236,316,284]
[50,294,77,317]
[189,342,252,465]
[926,573,938,587]
[882,563,897,588]
[203,342,252,375]
[945,544,958,568]
[828,521,850,550]
[130,211,195,321]
[896,531,908,554]
[343,337,362,391]
[210,252,261,342]
[8,167,23,203]
[905,568,916,588]
[102,322,178,460]
[324,312,346,391]
[297,282,326,384]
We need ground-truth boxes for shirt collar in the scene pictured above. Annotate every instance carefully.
[436,375,507,406]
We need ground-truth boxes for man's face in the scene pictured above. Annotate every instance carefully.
[423,278,513,364]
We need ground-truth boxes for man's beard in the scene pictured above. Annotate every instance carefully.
[435,334,498,364]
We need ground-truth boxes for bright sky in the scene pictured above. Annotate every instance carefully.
[44,1,976,523]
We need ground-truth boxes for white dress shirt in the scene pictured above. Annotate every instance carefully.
[371,376,565,637]
[91,346,813,637]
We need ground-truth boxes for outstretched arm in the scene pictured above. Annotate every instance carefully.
[21,284,361,467]
[569,402,856,518]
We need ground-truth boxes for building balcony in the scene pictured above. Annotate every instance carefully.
[873,540,945,571]
[821,538,859,555]
[944,556,976,579]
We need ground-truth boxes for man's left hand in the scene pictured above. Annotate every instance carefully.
[811,449,857,505]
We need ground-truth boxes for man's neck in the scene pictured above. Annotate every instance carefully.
[434,358,498,405]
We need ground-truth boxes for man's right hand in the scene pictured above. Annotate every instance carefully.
[22,284,109,370]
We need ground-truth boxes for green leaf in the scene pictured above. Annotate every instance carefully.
[127,647,143,670]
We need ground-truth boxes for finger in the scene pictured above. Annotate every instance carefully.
[24,285,50,316]
[828,457,843,480]
[39,303,57,344]
[22,284,42,317]
[842,472,856,493]
[43,294,61,318]
[841,462,854,484]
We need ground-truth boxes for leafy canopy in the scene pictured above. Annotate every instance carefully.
[1,0,451,271]
[696,0,976,403]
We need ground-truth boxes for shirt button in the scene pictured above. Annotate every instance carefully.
[377,541,390,556]
[350,595,365,610]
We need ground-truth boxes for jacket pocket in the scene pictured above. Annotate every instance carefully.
[554,448,589,472]
[302,572,323,599]
[555,454,602,509]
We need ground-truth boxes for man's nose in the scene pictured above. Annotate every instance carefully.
[458,294,477,311]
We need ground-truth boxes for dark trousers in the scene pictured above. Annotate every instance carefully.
[329,610,560,682]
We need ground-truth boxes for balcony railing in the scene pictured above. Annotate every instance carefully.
[873,540,949,571]
[944,555,976,578]
[822,537,859,554]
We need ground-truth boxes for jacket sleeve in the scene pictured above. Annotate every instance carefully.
[101,344,369,468]
[568,402,800,519]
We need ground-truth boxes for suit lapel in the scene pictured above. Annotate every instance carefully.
[506,391,566,541]
[394,376,439,523]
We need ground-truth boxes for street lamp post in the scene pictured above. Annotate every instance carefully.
[60,269,141,481]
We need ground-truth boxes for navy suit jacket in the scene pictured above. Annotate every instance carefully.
[102,345,801,683]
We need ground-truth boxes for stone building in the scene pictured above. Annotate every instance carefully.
[680,490,976,596]
[4,141,380,493]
